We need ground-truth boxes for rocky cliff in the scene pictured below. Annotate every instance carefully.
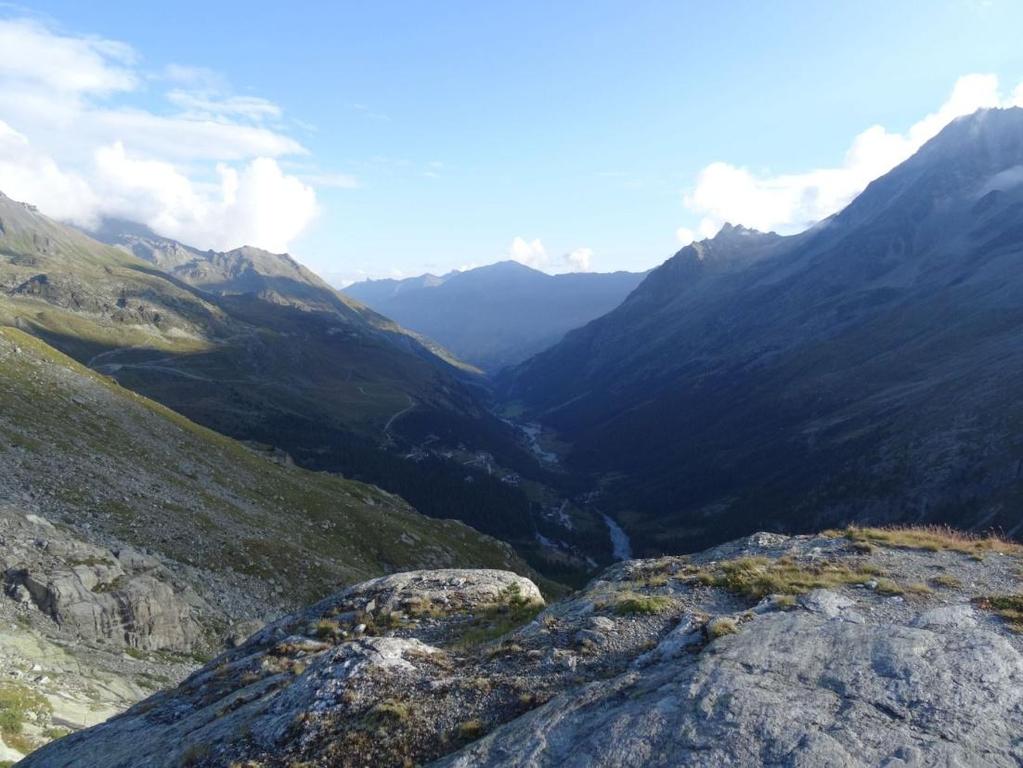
[24,527,1023,767]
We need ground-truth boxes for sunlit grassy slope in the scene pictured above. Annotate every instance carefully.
[0,326,535,606]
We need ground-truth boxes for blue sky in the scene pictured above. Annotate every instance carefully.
[2,1,1022,284]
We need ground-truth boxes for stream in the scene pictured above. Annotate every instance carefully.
[601,512,633,561]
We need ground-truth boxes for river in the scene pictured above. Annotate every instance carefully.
[601,512,633,561]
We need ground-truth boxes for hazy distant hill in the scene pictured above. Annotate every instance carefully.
[503,107,1023,553]
[345,260,645,371]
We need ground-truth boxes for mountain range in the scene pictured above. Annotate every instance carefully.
[7,102,1023,765]
[0,198,603,578]
[502,106,1023,554]
[344,261,645,371]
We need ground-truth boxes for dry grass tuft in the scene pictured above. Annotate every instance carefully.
[844,526,1020,556]
[975,595,1023,632]
[613,593,673,616]
[696,556,882,601]
[706,617,739,639]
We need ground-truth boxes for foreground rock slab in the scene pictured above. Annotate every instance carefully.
[23,531,1023,767]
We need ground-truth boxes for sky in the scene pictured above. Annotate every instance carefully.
[1,2,1022,286]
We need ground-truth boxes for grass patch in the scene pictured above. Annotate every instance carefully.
[0,682,52,754]
[843,526,1020,556]
[706,616,738,639]
[975,595,1023,632]
[456,719,485,742]
[451,585,544,648]
[905,582,933,596]
[873,578,904,596]
[931,574,963,589]
[365,699,410,727]
[613,593,673,616]
[698,556,882,601]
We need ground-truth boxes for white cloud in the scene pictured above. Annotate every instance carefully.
[166,90,283,122]
[682,74,1023,238]
[565,247,593,272]
[299,172,360,189]
[0,18,136,97]
[92,143,317,252]
[675,227,695,246]
[0,120,98,223]
[508,237,548,269]
[506,238,594,273]
[0,16,335,252]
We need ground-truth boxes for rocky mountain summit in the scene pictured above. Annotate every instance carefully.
[25,527,1023,767]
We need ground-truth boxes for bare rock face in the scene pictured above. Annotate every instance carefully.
[1,509,205,651]
[443,613,1023,767]
[0,505,217,761]
[20,568,546,768]
[23,531,1023,768]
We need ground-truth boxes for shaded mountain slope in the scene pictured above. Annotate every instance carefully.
[345,260,645,371]
[503,107,1023,553]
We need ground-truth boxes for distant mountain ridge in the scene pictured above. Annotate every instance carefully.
[345,260,646,371]
[502,106,1023,553]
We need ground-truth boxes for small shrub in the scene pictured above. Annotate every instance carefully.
[182,743,211,767]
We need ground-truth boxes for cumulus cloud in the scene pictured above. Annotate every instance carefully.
[507,237,548,269]
[506,237,594,273]
[565,247,593,272]
[0,16,339,252]
[675,227,695,246]
[682,74,1023,239]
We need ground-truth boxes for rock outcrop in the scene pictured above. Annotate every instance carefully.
[0,505,216,761]
[23,528,1023,767]
[2,510,205,651]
